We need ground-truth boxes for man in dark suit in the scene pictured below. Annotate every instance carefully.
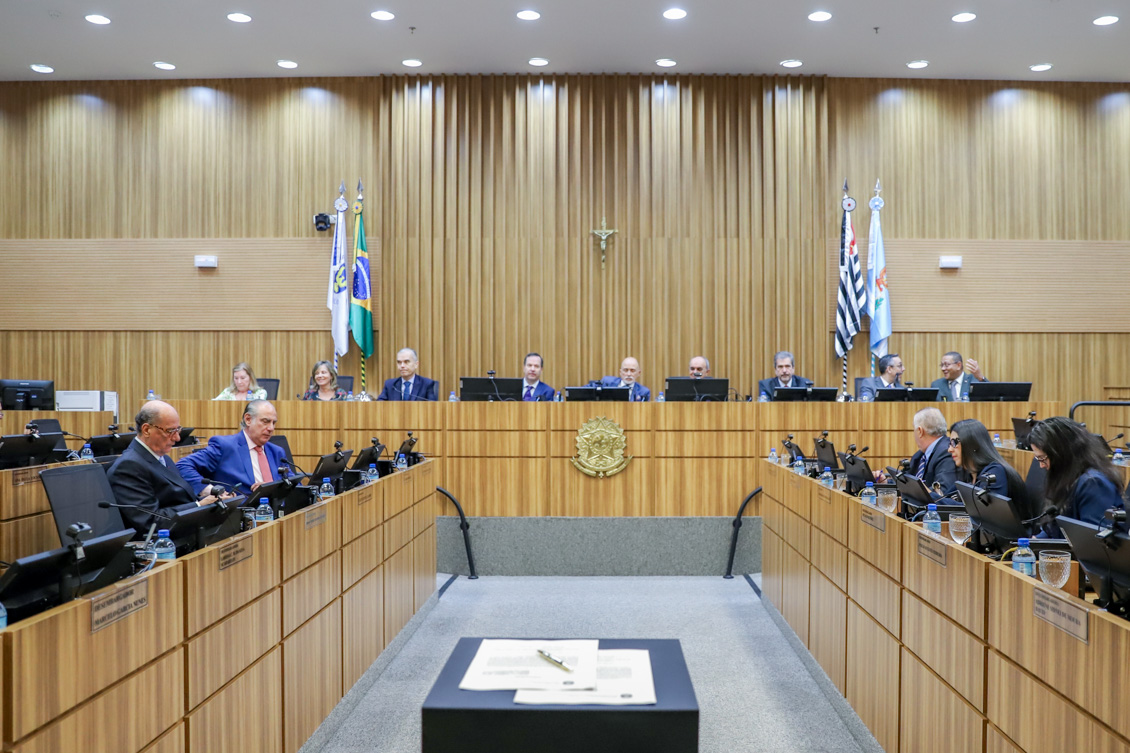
[929,351,988,402]
[909,407,958,499]
[599,356,651,402]
[757,351,812,400]
[107,401,219,534]
[376,347,439,401]
[521,352,555,401]
[857,353,904,401]
[177,399,287,496]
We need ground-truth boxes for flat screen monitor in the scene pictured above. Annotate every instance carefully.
[168,498,247,553]
[0,379,55,410]
[813,438,840,470]
[89,432,137,457]
[888,467,936,506]
[968,382,1032,402]
[1012,418,1035,450]
[955,481,1032,542]
[874,387,941,402]
[459,377,525,402]
[773,387,839,403]
[664,377,730,402]
[0,529,135,623]
[351,442,387,470]
[1057,516,1130,613]
[0,432,65,467]
[838,451,877,495]
[309,449,354,486]
[565,386,631,402]
[172,427,197,447]
[780,438,804,463]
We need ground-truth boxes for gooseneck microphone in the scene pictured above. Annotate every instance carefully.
[99,501,174,520]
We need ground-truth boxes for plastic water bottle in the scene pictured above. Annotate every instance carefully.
[395,454,408,472]
[993,433,1002,447]
[758,392,769,403]
[792,455,806,475]
[656,392,665,402]
[923,504,942,536]
[0,600,7,629]
[1114,449,1125,466]
[364,463,379,485]
[860,482,878,506]
[345,391,354,401]
[768,448,778,464]
[255,497,274,524]
[318,478,335,500]
[80,443,94,461]
[820,467,834,488]
[146,389,156,401]
[154,529,176,561]
[554,391,563,402]
[859,392,872,402]
[1013,538,1036,576]
[448,391,458,402]
[960,392,970,402]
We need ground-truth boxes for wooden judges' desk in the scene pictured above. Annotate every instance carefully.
[761,459,1130,753]
[0,460,439,753]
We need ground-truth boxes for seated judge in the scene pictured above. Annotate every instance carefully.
[214,362,268,401]
[521,352,555,402]
[947,419,1036,519]
[688,356,711,378]
[757,351,812,400]
[107,401,222,534]
[376,348,439,401]
[301,360,348,401]
[598,357,651,402]
[906,407,958,499]
[177,399,286,496]
[857,353,904,401]
[1028,417,1124,537]
[930,352,988,402]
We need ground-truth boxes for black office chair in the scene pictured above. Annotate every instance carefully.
[854,377,866,400]
[337,375,354,394]
[268,435,296,467]
[258,378,280,400]
[1025,456,1047,513]
[38,464,129,543]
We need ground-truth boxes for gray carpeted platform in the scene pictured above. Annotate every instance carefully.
[301,575,882,753]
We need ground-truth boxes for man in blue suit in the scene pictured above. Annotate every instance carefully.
[521,352,555,401]
[757,351,812,400]
[177,400,287,496]
[599,356,651,402]
[929,351,988,402]
[376,347,440,401]
[857,353,904,401]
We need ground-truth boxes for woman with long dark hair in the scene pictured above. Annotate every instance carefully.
[947,418,1036,519]
[1028,416,1124,537]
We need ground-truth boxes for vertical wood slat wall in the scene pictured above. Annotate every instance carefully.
[2,74,1129,408]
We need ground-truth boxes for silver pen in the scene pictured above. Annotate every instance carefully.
[537,648,574,672]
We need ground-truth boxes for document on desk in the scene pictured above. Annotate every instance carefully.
[513,649,657,705]
[458,639,599,691]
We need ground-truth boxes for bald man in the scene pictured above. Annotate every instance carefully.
[599,357,651,402]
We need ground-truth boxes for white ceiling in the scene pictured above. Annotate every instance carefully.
[2,0,1128,83]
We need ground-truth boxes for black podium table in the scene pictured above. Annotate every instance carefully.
[422,637,699,753]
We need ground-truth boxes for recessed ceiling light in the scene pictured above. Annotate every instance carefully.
[85,14,111,25]
[1093,15,1119,26]
[951,12,976,23]
[906,60,929,69]
[663,8,687,20]
[808,11,832,22]
[153,62,176,71]
[655,58,677,67]
[227,12,252,23]
[779,59,803,68]
[529,57,549,67]
[371,10,395,21]
[402,59,423,67]
[517,10,540,20]
[1029,63,1053,72]
[277,60,298,69]
[30,64,54,74]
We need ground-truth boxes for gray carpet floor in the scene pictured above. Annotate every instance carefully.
[304,575,883,753]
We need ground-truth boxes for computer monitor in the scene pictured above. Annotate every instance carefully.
[955,480,1033,543]
[813,436,840,470]
[0,432,65,467]
[0,379,55,410]
[172,427,197,447]
[838,451,877,495]
[565,386,631,402]
[1012,417,1036,451]
[459,377,525,402]
[874,387,941,402]
[308,449,354,487]
[968,382,1032,402]
[664,377,730,402]
[168,498,247,553]
[781,437,804,463]
[89,432,137,456]
[350,441,387,471]
[773,387,839,403]
[0,529,135,623]
[1057,516,1130,616]
[888,467,936,506]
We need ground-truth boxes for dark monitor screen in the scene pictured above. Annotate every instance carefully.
[172,427,197,447]
[1057,516,1130,609]
[168,498,246,553]
[874,387,941,402]
[0,529,135,623]
[565,386,631,402]
[351,443,387,471]
[0,379,55,410]
[1012,418,1035,450]
[813,438,840,470]
[309,450,354,484]
[838,451,876,495]
[459,377,525,402]
[889,467,936,506]
[968,382,1032,402]
[89,432,137,457]
[0,432,65,466]
[955,481,1032,541]
[664,377,730,402]
[773,387,839,403]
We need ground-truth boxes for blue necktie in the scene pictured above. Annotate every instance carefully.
[402,380,409,400]
[524,385,534,401]
[916,453,927,480]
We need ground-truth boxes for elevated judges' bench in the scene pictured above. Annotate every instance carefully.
[0,459,439,753]
[761,459,1130,753]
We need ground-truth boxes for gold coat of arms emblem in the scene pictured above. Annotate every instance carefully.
[571,416,632,478]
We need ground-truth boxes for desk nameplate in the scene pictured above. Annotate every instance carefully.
[1033,587,1089,644]
[917,533,948,568]
[305,506,328,530]
[861,506,886,533]
[218,536,254,571]
[90,579,149,633]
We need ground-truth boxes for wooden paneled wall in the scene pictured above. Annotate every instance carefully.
[2,74,1129,409]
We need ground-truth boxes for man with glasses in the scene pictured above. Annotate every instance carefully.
[108,400,223,534]
[929,351,987,402]
[178,399,286,496]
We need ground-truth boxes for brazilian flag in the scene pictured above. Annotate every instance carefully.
[349,196,374,358]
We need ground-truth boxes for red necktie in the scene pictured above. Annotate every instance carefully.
[254,445,273,482]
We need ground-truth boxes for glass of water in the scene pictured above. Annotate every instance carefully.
[948,514,972,544]
[877,489,898,512]
[1038,550,1071,589]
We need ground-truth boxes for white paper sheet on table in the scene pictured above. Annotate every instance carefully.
[513,649,657,705]
[458,639,599,691]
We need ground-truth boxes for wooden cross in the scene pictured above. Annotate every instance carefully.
[591,216,618,270]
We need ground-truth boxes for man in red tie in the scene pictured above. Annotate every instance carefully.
[177,399,287,496]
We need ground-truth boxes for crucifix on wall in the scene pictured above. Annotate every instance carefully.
[591,216,618,270]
